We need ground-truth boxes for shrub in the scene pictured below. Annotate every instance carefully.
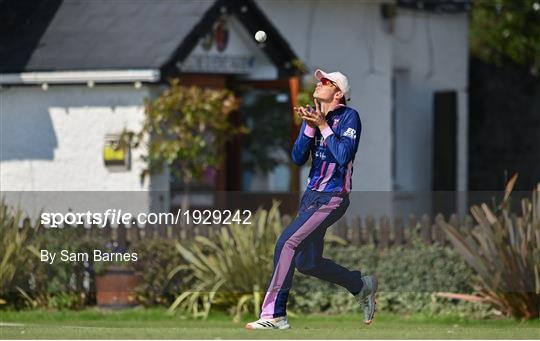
[168,201,284,319]
[0,197,105,310]
[169,196,491,319]
[0,199,33,306]
[132,79,245,184]
[288,240,489,317]
[0,199,104,309]
[442,177,540,319]
[131,238,187,306]
[22,226,104,309]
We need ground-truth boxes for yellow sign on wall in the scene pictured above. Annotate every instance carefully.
[103,135,129,168]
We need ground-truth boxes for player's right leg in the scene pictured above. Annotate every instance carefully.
[355,274,378,324]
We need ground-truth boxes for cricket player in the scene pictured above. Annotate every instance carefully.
[246,69,377,330]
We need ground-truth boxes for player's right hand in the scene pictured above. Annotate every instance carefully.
[294,105,317,128]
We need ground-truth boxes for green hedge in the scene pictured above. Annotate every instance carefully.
[1,225,105,309]
[288,240,493,317]
[131,239,187,306]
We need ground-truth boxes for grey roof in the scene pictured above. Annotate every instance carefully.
[36,0,214,70]
[0,0,301,76]
[1,0,214,72]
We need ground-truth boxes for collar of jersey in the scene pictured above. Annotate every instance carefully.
[328,104,347,116]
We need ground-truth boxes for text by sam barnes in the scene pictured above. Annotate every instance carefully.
[40,250,137,264]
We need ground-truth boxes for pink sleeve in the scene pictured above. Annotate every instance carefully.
[321,126,334,139]
[304,125,316,138]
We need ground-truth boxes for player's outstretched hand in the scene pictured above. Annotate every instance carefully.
[302,100,325,128]
[294,106,316,129]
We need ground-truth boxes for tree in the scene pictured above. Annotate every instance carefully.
[130,79,247,210]
[470,0,540,75]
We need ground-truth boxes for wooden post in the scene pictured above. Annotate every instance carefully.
[179,225,186,241]
[117,222,127,250]
[420,214,432,244]
[352,215,362,245]
[338,216,348,241]
[379,215,390,249]
[407,214,418,245]
[289,76,300,193]
[110,224,118,244]
[152,224,159,239]
[393,216,404,246]
[434,213,446,245]
[158,222,166,238]
[139,223,147,240]
[449,213,460,231]
[463,214,474,236]
[365,215,376,245]
[189,217,195,240]
[129,218,139,242]
[174,216,183,240]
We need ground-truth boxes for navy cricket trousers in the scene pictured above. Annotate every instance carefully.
[260,189,363,318]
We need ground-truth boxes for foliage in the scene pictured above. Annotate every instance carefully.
[377,240,473,293]
[131,238,188,306]
[0,198,105,310]
[296,81,317,119]
[470,0,540,74]
[442,175,540,319]
[168,201,285,320]
[0,198,33,305]
[168,197,492,319]
[289,241,490,317]
[130,79,246,184]
[91,239,136,276]
[22,227,104,310]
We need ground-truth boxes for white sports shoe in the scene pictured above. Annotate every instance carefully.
[245,316,290,330]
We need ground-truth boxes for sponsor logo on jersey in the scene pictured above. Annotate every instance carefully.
[343,127,357,139]
[315,150,326,160]
[315,136,327,146]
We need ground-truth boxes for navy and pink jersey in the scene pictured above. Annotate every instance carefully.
[291,105,361,194]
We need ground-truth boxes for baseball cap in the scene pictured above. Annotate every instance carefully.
[314,69,350,101]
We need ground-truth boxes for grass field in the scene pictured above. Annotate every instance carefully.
[1,308,538,339]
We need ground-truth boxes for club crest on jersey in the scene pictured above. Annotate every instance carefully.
[332,119,340,128]
[343,127,357,139]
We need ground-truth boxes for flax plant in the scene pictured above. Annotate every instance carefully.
[0,198,32,304]
[442,175,540,319]
[168,201,285,320]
